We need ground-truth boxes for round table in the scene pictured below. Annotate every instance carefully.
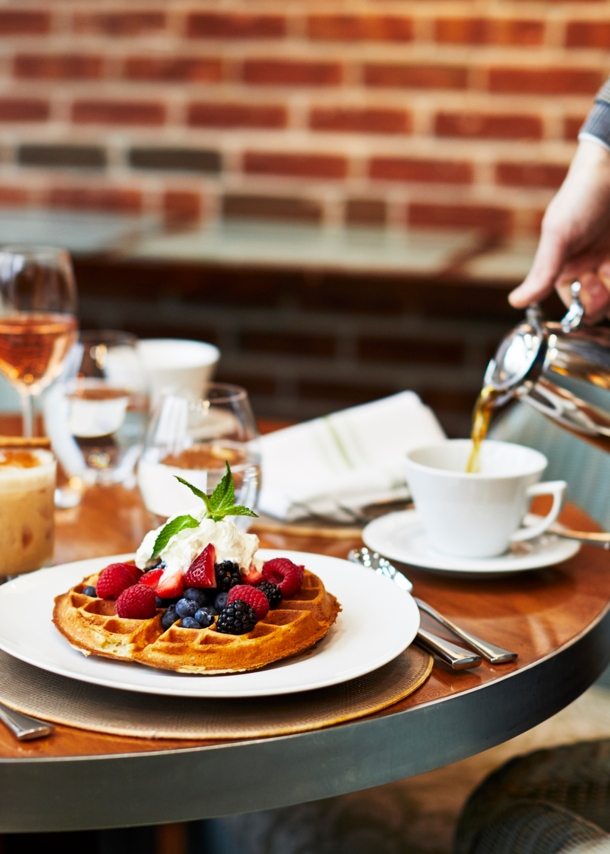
[0,484,608,833]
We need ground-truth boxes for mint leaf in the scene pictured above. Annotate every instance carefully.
[208,462,234,513]
[171,464,258,524]
[174,476,211,514]
[227,505,258,517]
[151,514,198,558]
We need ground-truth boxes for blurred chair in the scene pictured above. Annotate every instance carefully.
[455,741,610,854]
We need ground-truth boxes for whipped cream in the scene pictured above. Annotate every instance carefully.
[135,508,260,577]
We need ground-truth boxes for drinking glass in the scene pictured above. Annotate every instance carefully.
[138,383,260,528]
[43,330,150,486]
[0,246,78,437]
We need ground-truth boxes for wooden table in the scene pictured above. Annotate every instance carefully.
[0,481,608,832]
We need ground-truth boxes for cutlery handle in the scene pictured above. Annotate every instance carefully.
[0,701,54,741]
[415,628,482,670]
[415,598,517,664]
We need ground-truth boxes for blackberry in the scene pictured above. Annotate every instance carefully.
[214,560,242,592]
[83,586,97,597]
[216,600,257,635]
[256,581,282,609]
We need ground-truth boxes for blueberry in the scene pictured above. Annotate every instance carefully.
[176,598,199,618]
[214,591,229,611]
[83,586,97,597]
[194,607,216,628]
[184,588,210,606]
[181,616,202,629]
[161,605,178,631]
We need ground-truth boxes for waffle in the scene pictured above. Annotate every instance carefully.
[53,569,341,674]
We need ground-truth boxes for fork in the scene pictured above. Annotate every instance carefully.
[0,701,54,741]
[348,548,518,666]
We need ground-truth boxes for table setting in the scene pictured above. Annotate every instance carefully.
[0,247,606,833]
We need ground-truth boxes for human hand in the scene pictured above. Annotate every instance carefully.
[509,139,610,322]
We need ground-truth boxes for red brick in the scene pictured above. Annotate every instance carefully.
[435,111,542,140]
[565,115,586,141]
[408,203,512,235]
[0,186,29,205]
[241,330,335,357]
[72,100,165,126]
[47,186,142,214]
[186,13,285,39]
[163,191,201,225]
[243,59,342,86]
[223,194,322,223]
[358,337,464,364]
[0,11,49,34]
[308,15,412,41]
[0,98,48,122]
[435,18,544,45]
[566,22,610,47]
[370,157,472,183]
[124,57,222,83]
[298,379,397,406]
[310,107,410,134]
[489,67,602,95]
[14,54,103,80]
[346,199,386,226]
[73,12,166,35]
[244,152,347,179]
[364,63,467,89]
[188,102,286,129]
[496,162,568,188]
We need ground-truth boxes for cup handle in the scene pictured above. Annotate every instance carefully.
[510,481,567,542]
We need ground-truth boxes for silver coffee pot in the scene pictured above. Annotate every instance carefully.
[485,281,610,453]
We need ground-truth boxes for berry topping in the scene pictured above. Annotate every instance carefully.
[228,585,269,619]
[181,616,202,629]
[116,584,157,619]
[214,591,229,612]
[216,600,257,635]
[82,586,97,597]
[161,605,178,631]
[175,598,199,619]
[184,544,216,588]
[156,569,185,600]
[138,568,164,590]
[241,565,263,586]
[194,606,216,628]
[261,558,304,597]
[183,588,211,606]
[256,581,282,609]
[214,560,242,592]
[97,564,137,600]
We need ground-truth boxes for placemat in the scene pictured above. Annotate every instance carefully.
[0,647,432,740]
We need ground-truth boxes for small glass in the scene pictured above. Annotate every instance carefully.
[43,330,149,486]
[138,383,260,528]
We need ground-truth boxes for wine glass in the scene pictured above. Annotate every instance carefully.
[0,246,78,437]
[138,383,261,528]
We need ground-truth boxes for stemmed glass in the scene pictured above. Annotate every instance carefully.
[0,246,78,437]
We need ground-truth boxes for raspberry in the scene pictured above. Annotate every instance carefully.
[116,584,157,619]
[96,564,137,600]
[185,544,216,588]
[261,558,304,597]
[227,584,269,619]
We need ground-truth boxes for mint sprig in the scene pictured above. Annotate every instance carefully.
[149,463,258,559]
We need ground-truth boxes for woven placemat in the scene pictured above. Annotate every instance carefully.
[0,647,432,740]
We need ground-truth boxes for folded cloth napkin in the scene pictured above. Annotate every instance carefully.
[258,391,446,522]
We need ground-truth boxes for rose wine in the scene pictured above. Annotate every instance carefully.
[0,312,77,392]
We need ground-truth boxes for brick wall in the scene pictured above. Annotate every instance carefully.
[0,0,607,238]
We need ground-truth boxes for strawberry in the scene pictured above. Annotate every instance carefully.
[122,562,142,582]
[156,568,185,600]
[96,564,137,600]
[228,584,269,619]
[138,568,164,590]
[241,565,263,586]
[184,544,216,588]
[262,558,304,597]
[116,584,157,619]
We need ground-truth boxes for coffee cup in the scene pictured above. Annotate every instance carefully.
[137,339,220,406]
[404,440,566,559]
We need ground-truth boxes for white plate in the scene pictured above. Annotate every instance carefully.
[363,509,581,575]
[0,549,419,698]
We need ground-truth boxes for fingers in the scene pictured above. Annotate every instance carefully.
[509,228,567,308]
[556,264,610,323]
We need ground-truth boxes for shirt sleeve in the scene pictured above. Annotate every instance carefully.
[578,77,610,151]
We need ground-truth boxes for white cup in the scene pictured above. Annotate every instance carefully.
[404,440,567,559]
[137,339,220,406]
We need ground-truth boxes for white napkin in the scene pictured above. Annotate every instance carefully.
[258,391,446,521]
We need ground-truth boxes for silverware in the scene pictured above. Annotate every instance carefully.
[547,522,610,550]
[348,548,482,670]
[0,701,54,741]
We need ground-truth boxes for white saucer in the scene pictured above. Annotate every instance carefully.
[363,509,581,575]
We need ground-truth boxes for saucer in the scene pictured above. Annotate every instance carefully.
[362,509,581,575]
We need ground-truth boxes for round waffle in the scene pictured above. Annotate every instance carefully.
[53,569,341,674]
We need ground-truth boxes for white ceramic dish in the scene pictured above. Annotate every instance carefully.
[363,509,581,575]
[0,549,419,698]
